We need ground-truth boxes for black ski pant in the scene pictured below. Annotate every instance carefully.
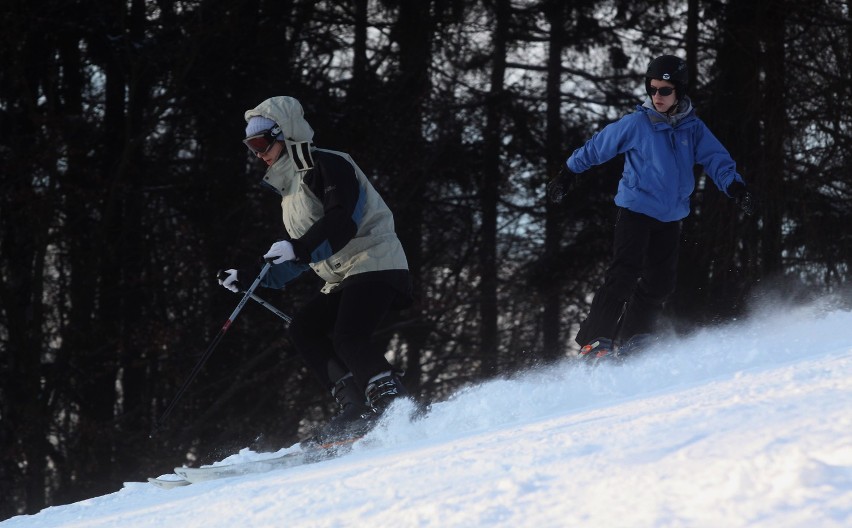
[289,280,397,393]
[575,208,681,347]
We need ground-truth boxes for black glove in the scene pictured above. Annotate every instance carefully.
[547,166,574,204]
[727,181,755,216]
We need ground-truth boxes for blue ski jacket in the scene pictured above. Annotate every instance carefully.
[566,98,744,222]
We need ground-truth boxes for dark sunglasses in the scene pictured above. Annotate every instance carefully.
[647,86,675,97]
[243,125,281,154]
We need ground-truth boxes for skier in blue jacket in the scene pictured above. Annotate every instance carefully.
[548,55,755,361]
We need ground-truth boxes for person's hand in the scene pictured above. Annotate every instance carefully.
[547,166,574,204]
[264,240,296,263]
[727,181,755,216]
[218,269,241,293]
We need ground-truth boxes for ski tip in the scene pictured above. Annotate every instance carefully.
[147,476,191,489]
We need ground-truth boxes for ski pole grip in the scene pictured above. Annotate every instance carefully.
[217,269,244,292]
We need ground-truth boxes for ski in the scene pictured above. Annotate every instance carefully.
[174,450,308,483]
[147,477,191,489]
[149,437,361,488]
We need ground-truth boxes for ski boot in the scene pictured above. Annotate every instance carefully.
[578,337,615,364]
[367,370,431,424]
[308,370,413,447]
[365,370,410,414]
[308,373,373,447]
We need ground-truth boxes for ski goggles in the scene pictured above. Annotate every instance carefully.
[243,125,281,154]
[647,86,675,97]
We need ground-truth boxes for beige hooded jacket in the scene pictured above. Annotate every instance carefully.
[244,96,409,294]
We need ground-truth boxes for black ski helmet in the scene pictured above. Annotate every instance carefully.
[645,55,688,99]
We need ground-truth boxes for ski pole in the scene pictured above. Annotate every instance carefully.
[215,270,293,325]
[151,262,272,436]
[246,291,292,324]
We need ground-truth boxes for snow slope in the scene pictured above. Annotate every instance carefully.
[4,301,852,528]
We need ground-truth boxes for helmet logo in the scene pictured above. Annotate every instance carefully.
[663,73,671,80]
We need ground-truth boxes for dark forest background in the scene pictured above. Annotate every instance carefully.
[2,0,851,518]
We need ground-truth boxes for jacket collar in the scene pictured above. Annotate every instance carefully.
[642,96,694,127]
[260,140,314,196]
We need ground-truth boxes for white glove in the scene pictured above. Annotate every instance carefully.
[218,269,240,293]
[264,240,296,263]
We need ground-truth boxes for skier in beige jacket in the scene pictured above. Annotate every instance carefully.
[220,96,413,444]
